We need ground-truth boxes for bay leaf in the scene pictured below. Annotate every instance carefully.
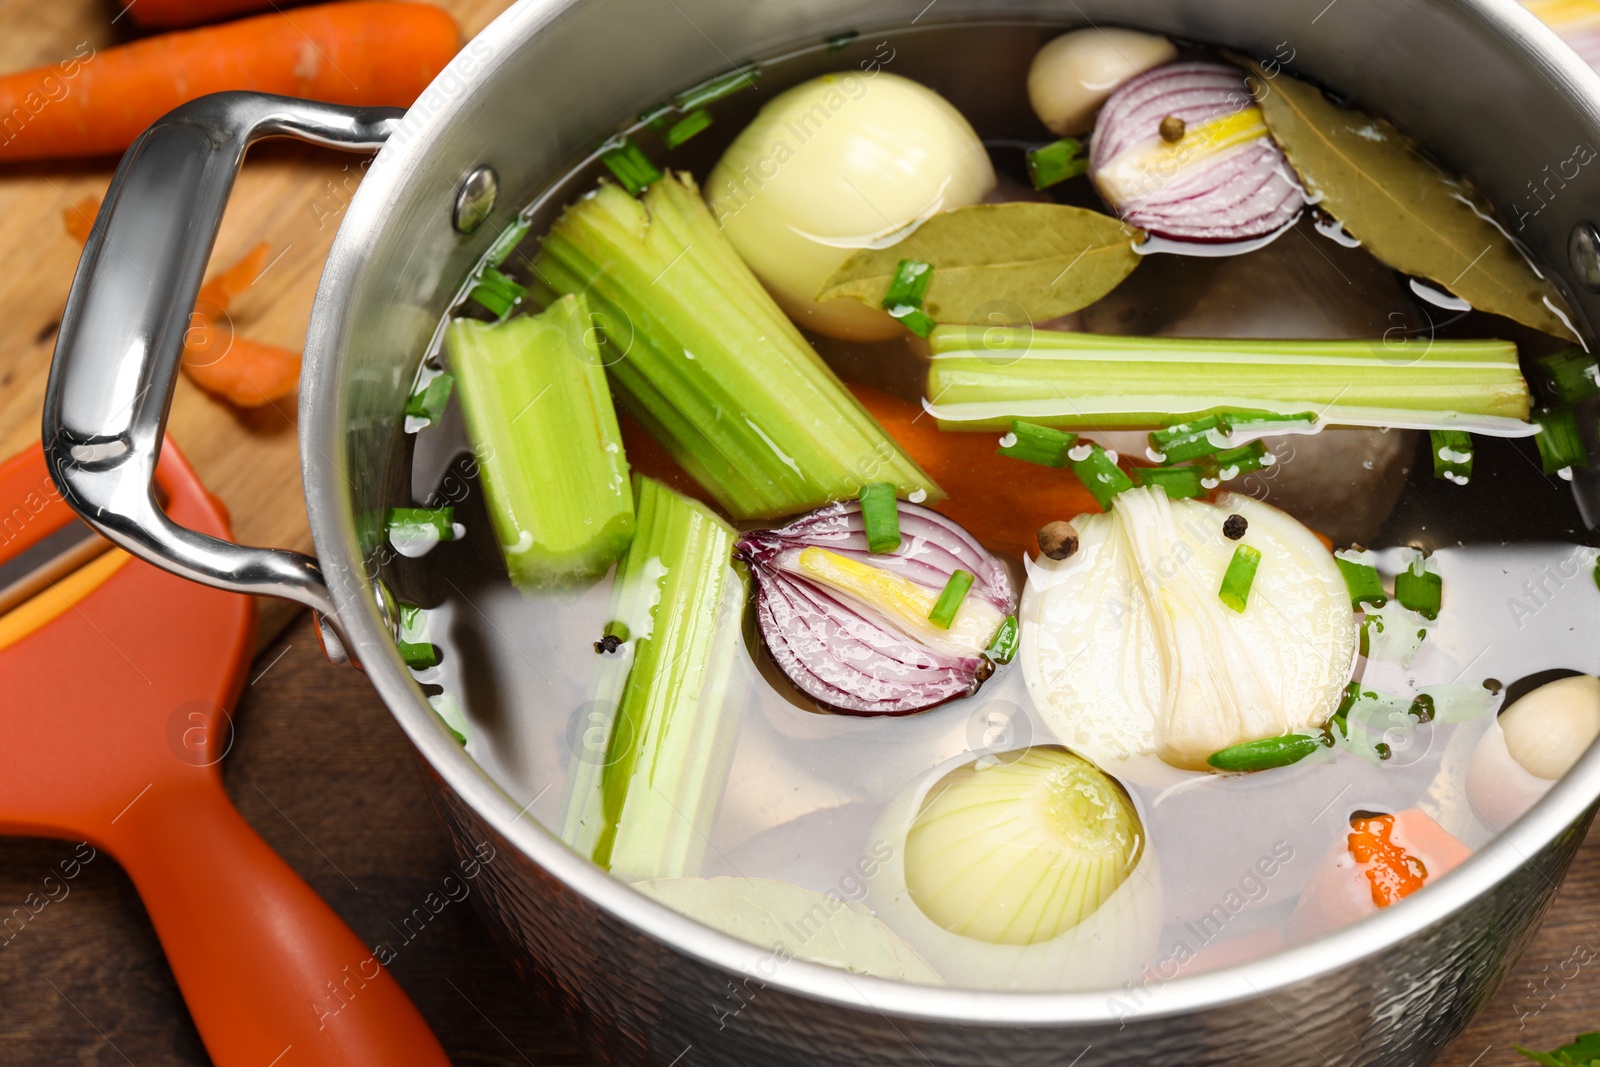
[815,202,1142,325]
[1250,63,1578,341]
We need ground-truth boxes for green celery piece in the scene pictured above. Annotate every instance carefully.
[923,328,1531,432]
[558,476,746,879]
[535,173,939,519]
[444,294,635,587]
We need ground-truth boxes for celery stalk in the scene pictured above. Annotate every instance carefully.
[924,328,1533,434]
[444,294,634,587]
[559,476,746,880]
[534,172,940,520]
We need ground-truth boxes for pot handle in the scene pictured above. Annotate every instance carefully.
[42,92,403,663]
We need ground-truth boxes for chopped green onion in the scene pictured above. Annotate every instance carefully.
[395,603,439,670]
[1535,345,1600,405]
[485,219,532,268]
[674,63,759,110]
[891,308,937,337]
[1203,440,1273,481]
[1207,731,1329,772]
[986,614,1019,664]
[923,329,1531,432]
[467,266,527,318]
[1218,543,1262,613]
[444,294,635,587]
[928,569,975,629]
[882,259,936,337]
[826,29,858,52]
[1594,557,1600,593]
[1150,414,1230,463]
[996,419,1077,467]
[388,507,458,542]
[1534,406,1588,474]
[1219,409,1318,433]
[599,135,664,195]
[1429,428,1474,485]
[405,370,454,424]
[1333,549,1386,608]
[663,109,714,149]
[559,477,745,879]
[638,103,676,131]
[428,693,469,746]
[1394,551,1442,620]
[1408,693,1435,723]
[1131,464,1207,499]
[1026,137,1088,190]
[1066,442,1135,510]
[858,482,902,554]
[535,174,939,519]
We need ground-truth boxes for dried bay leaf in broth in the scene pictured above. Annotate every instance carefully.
[1248,62,1579,341]
[815,202,1143,325]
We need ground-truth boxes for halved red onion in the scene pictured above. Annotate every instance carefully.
[736,501,1016,716]
[1088,60,1305,242]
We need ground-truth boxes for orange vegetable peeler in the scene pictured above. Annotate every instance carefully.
[0,440,450,1066]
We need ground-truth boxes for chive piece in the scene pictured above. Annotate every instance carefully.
[1219,409,1318,433]
[929,569,976,629]
[535,174,939,519]
[395,603,440,670]
[1395,553,1442,620]
[1429,428,1474,485]
[1594,557,1600,593]
[1067,443,1136,510]
[599,136,664,195]
[638,103,676,131]
[1535,407,1588,474]
[1218,543,1262,613]
[1204,440,1273,481]
[674,63,759,110]
[1334,550,1387,608]
[892,308,937,337]
[560,477,745,879]
[467,267,527,318]
[485,219,532,268]
[1151,415,1231,463]
[1207,732,1329,772]
[1131,464,1206,499]
[663,109,714,149]
[986,614,1019,664]
[1026,137,1088,190]
[1535,345,1600,405]
[388,507,459,542]
[858,482,902,554]
[428,693,470,746]
[444,294,636,586]
[405,371,455,424]
[883,259,934,309]
[997,419,1077,467]
[922,329,1531,432]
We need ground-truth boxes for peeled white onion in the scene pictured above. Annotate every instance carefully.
[1020,488,1357,772]
[864,747,1162,991]
[705,72,995,341]
[634,876,942,984]
[1466,674,1600,828]
[1026,28,1178,136]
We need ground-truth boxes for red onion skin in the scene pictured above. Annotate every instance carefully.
[737,501,1015,716]
[1089,60,1304,242]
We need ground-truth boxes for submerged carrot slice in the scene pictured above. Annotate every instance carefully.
[1348,813,1428,907]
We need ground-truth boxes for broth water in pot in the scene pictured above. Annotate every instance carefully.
[381,22,1600,992]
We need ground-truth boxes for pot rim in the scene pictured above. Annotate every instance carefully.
[301,0,1600,1027]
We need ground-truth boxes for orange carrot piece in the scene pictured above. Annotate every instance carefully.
[129,0,285,30]
[198,242,270,308]
[849,383,1101,559]
[0,1,459,162]
[1347,814,1428,908]
[183,328,302,408]
[61,195,100,243]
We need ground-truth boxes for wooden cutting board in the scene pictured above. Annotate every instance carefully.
[0,0,516,647]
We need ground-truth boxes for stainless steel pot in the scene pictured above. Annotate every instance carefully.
[40,1,1600,1063]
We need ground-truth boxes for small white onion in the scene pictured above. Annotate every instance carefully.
[865,747,1162,990]
[1466,675,1600,828]
[705,72,995,341]
[1026,28,1178,136]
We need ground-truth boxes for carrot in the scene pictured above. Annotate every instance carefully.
[62,195,99,243]
[183,333,301,407]
[848,384,1101,559]
[198,242,270,307]
[128,0,286,30]
[0,1,459,162]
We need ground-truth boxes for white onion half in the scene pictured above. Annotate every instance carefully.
[1020,489,1356,771]
[864,748,1162,991]
[706,72,995,341]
